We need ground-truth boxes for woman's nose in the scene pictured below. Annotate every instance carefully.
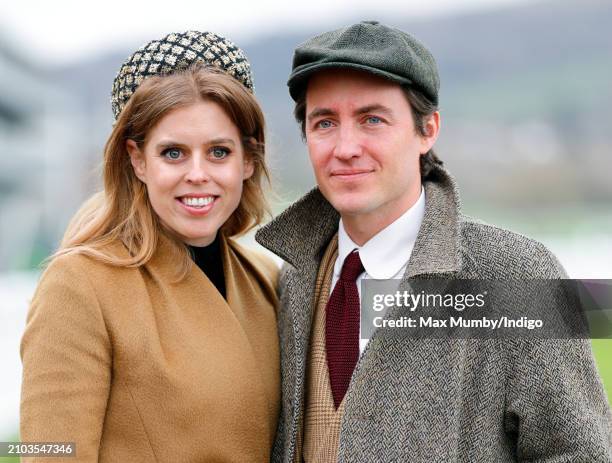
[185,157,211,184]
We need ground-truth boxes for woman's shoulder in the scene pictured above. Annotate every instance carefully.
[27,239,143,333]
[38,239,133,294]
[226,238,280,290]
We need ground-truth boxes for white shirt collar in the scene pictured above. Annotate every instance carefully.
[336,187,425,279]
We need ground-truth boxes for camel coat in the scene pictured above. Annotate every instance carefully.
[20,234,280,462]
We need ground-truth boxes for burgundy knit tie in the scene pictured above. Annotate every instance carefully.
[326,249,364,409]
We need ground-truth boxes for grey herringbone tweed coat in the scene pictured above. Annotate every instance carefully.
[255,166,612,462]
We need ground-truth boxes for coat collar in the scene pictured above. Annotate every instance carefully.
[256,165,463,277]
[256,187,340,271]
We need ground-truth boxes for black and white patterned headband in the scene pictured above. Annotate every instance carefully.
[110,30,254,120]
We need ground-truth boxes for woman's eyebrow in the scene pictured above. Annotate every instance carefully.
[155,140,185,150]
[207,138,236,146]
[154,138,236,149]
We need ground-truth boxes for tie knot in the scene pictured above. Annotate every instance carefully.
[340,250,364,282]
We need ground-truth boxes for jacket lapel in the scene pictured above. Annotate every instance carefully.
[256,188,338,457]
[257,188,339,338]
[405,167,463,279]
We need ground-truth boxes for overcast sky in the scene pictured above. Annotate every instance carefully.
[1,0,529,65]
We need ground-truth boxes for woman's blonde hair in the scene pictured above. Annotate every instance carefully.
[52,66,270,279]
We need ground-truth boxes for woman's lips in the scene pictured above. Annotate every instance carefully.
[176,195,217,216]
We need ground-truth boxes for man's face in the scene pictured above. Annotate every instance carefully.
[305,69,438,240]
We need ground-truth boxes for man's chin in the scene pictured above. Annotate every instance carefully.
[329,199,374,218]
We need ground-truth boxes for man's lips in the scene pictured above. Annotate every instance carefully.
[330,169,374,179]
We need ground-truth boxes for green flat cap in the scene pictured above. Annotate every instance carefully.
[288,20,439,104]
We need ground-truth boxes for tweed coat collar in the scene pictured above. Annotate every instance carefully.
[256,165,463,277]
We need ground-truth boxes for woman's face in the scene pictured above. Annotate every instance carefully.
[126,100,253,246]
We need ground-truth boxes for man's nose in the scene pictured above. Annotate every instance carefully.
[185,156,211,184]
[332,124,363,160]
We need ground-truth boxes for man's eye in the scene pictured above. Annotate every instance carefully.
[210,146,230,159]
[366,116,382,124]
[162,148,182,160]
[317,120,333,129]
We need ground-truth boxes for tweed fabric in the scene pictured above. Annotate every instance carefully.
[255,165,612,462]
[111,30,253,120]
[326,249,364,408]
[288,20,439,103]
[300,235,347,462]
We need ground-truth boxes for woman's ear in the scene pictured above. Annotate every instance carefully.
[243,157,255,180]
[126,139,147,183]
[243,138,256,180]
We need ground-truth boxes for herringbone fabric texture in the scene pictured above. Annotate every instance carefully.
[325,249,363,409]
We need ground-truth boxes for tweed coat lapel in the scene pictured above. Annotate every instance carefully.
[405,167,463,278]
[257,187,340,338]
[256,189,339,453]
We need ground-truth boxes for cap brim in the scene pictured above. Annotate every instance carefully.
[287,61,414,101]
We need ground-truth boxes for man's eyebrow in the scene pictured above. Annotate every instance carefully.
[307,108,337,122]
[306,105,394,122]
[354,104,394,117]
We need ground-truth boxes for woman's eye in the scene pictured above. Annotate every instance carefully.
[316,120,333,129]
[366,116,382,124]
[210,146,230,159]
[162,148,182,160]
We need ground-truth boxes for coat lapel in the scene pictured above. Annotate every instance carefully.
[257,187,339,344]
[405,167,463,278]
[256,188,339,457]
